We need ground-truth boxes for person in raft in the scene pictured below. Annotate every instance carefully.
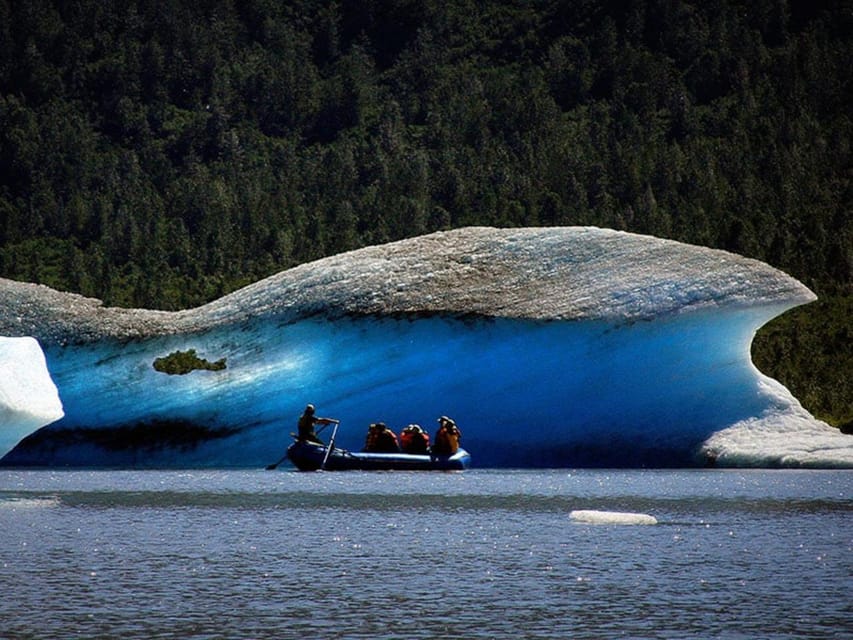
[363,422,401,453]
[432,416,461,455]
[297,404,336,444]
[400,424,430,454]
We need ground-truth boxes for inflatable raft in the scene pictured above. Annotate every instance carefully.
[285,438,471,471]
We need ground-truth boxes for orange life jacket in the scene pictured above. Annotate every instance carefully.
[433,424,461,455]
[363,426,380,451]
[364,425,400,452]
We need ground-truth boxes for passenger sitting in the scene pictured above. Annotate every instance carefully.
[400,424,430,454]
[432,416,461,455]
[363,422,400,453]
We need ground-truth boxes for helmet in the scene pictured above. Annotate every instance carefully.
[305,404,315,414]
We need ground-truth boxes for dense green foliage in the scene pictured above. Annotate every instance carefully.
[0,0,850,424]
[752,296,852,431]
[152,349,226,375]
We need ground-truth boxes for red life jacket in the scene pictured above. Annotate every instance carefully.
[400,428,430,454]
[375,428,400,452]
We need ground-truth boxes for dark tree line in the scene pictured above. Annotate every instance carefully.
[0,0,850,426]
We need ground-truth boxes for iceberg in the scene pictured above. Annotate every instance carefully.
[0,336,64,454]
[0,227,849,468]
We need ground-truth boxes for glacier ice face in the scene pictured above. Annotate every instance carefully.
[0,226,849,468]
[703,376,853,468]
[0,337,64,454]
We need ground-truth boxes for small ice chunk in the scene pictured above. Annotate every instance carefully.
[569,509,658,525]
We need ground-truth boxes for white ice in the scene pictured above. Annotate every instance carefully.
[703,376,853,467]
[0,337,64,455]
[569,510,658,525]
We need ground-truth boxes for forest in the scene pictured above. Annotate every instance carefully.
[0,0,850,429]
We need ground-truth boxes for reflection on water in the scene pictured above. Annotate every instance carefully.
[0,469,850,639]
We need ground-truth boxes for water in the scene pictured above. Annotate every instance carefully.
[0,469,849,639]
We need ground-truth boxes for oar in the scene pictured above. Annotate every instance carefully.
[320,420,341,470]
[265,453,288,471]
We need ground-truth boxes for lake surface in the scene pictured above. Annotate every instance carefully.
[0,469,849,639]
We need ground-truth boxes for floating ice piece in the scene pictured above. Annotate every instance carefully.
[0,336,64,455]
[0,496,61,509]
[569,510,658,525]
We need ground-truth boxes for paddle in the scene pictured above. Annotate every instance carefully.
[320,420,341,470]
[264,453,288,471]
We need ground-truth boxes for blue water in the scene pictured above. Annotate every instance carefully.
[0,469,849,639]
